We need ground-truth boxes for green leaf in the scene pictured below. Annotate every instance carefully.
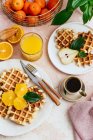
[72,0,88,9]
[80,3,88,12]
[80,2,93,19]
[78,51,87,58]
[89,0,93,5]
[81,3,93,23]
[70,36,85,51]
[24,92,41,103]
[66,0,74,9]
[83,4,89,24]
[88,5,93,20]
[52,9,73,25]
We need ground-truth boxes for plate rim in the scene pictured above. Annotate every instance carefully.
[0,59,54,136]
[48,22,93,75]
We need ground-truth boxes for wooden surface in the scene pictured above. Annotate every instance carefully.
[0,1,93,140]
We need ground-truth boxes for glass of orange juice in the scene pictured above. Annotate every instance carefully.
[20,32,43,61]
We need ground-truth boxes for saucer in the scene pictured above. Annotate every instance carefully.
[58,81,85,102]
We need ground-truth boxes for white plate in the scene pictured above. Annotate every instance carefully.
[0,59,54,136]
[48,22,93,75]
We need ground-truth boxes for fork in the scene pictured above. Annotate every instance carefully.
[26,64,61,99]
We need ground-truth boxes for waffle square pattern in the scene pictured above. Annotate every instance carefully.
[0,68,29,91]
[0,69,46,125]
[55,28,93,67]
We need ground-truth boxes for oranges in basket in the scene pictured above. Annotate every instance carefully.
[35,0,46,9]
[23,1,30,14]
[3,0,61,26]
[27,16,39,25]
[29,2,41,16]
[13,10,26,22]
[11,0,24,11]
[47,0,59,10]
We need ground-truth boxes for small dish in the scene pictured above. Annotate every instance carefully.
[58,79,85,102]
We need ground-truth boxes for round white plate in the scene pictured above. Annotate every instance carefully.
[0,59,54,136]
[48,22,93,75]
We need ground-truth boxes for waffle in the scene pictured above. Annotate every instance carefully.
[7,86,46,125]
[74,54,93,67]
[7,104,38,125]
[0,68,29,91]
[0,86,45,125]
[55,29,76,49]
[0,91,9,118]
[78,31,93,53]
[5,86,46,125]
[28,86,46,109]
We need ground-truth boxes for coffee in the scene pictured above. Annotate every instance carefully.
[66,77,81,93]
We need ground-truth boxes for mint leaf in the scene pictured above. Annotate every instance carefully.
[78,51,87,58]
[70,36,85,51]
[52,9,73,25]
[24,92,41,103]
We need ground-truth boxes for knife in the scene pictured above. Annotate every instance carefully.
[20,60,40,87]
[20,60,60,106]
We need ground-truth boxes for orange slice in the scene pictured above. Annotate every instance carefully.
[2,90,16,106]
[15,83,28,98]
[14,97,27,110]
[7,25,24,44]
[0,42,13,60]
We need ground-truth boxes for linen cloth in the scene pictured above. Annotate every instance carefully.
[69,97,93,140]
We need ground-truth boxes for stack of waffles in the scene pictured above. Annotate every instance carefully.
[0,68,46,125]
[55,29,93,67]
[74,32,93,66]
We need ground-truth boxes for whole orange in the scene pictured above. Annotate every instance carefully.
[13,10,26,22]
[4,0,13,13]
[23,1,30,14]
[40,8,51,21]
[11,0,24,11]
[34,0,46,8]
[29,2,41,16]
[40,8,49,14]
[27,16,39,25]
[47,0,58,10]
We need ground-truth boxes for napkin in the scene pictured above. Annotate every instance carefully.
[68,97,93,140]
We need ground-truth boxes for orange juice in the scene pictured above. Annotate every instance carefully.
[20,33,43,61]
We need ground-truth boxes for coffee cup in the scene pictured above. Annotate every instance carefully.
[63,76,86,97]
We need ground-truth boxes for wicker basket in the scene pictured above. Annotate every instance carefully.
[1,0,63,27]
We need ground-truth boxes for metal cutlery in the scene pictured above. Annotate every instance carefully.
[20,60,60,106]
[26,64,61,99]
